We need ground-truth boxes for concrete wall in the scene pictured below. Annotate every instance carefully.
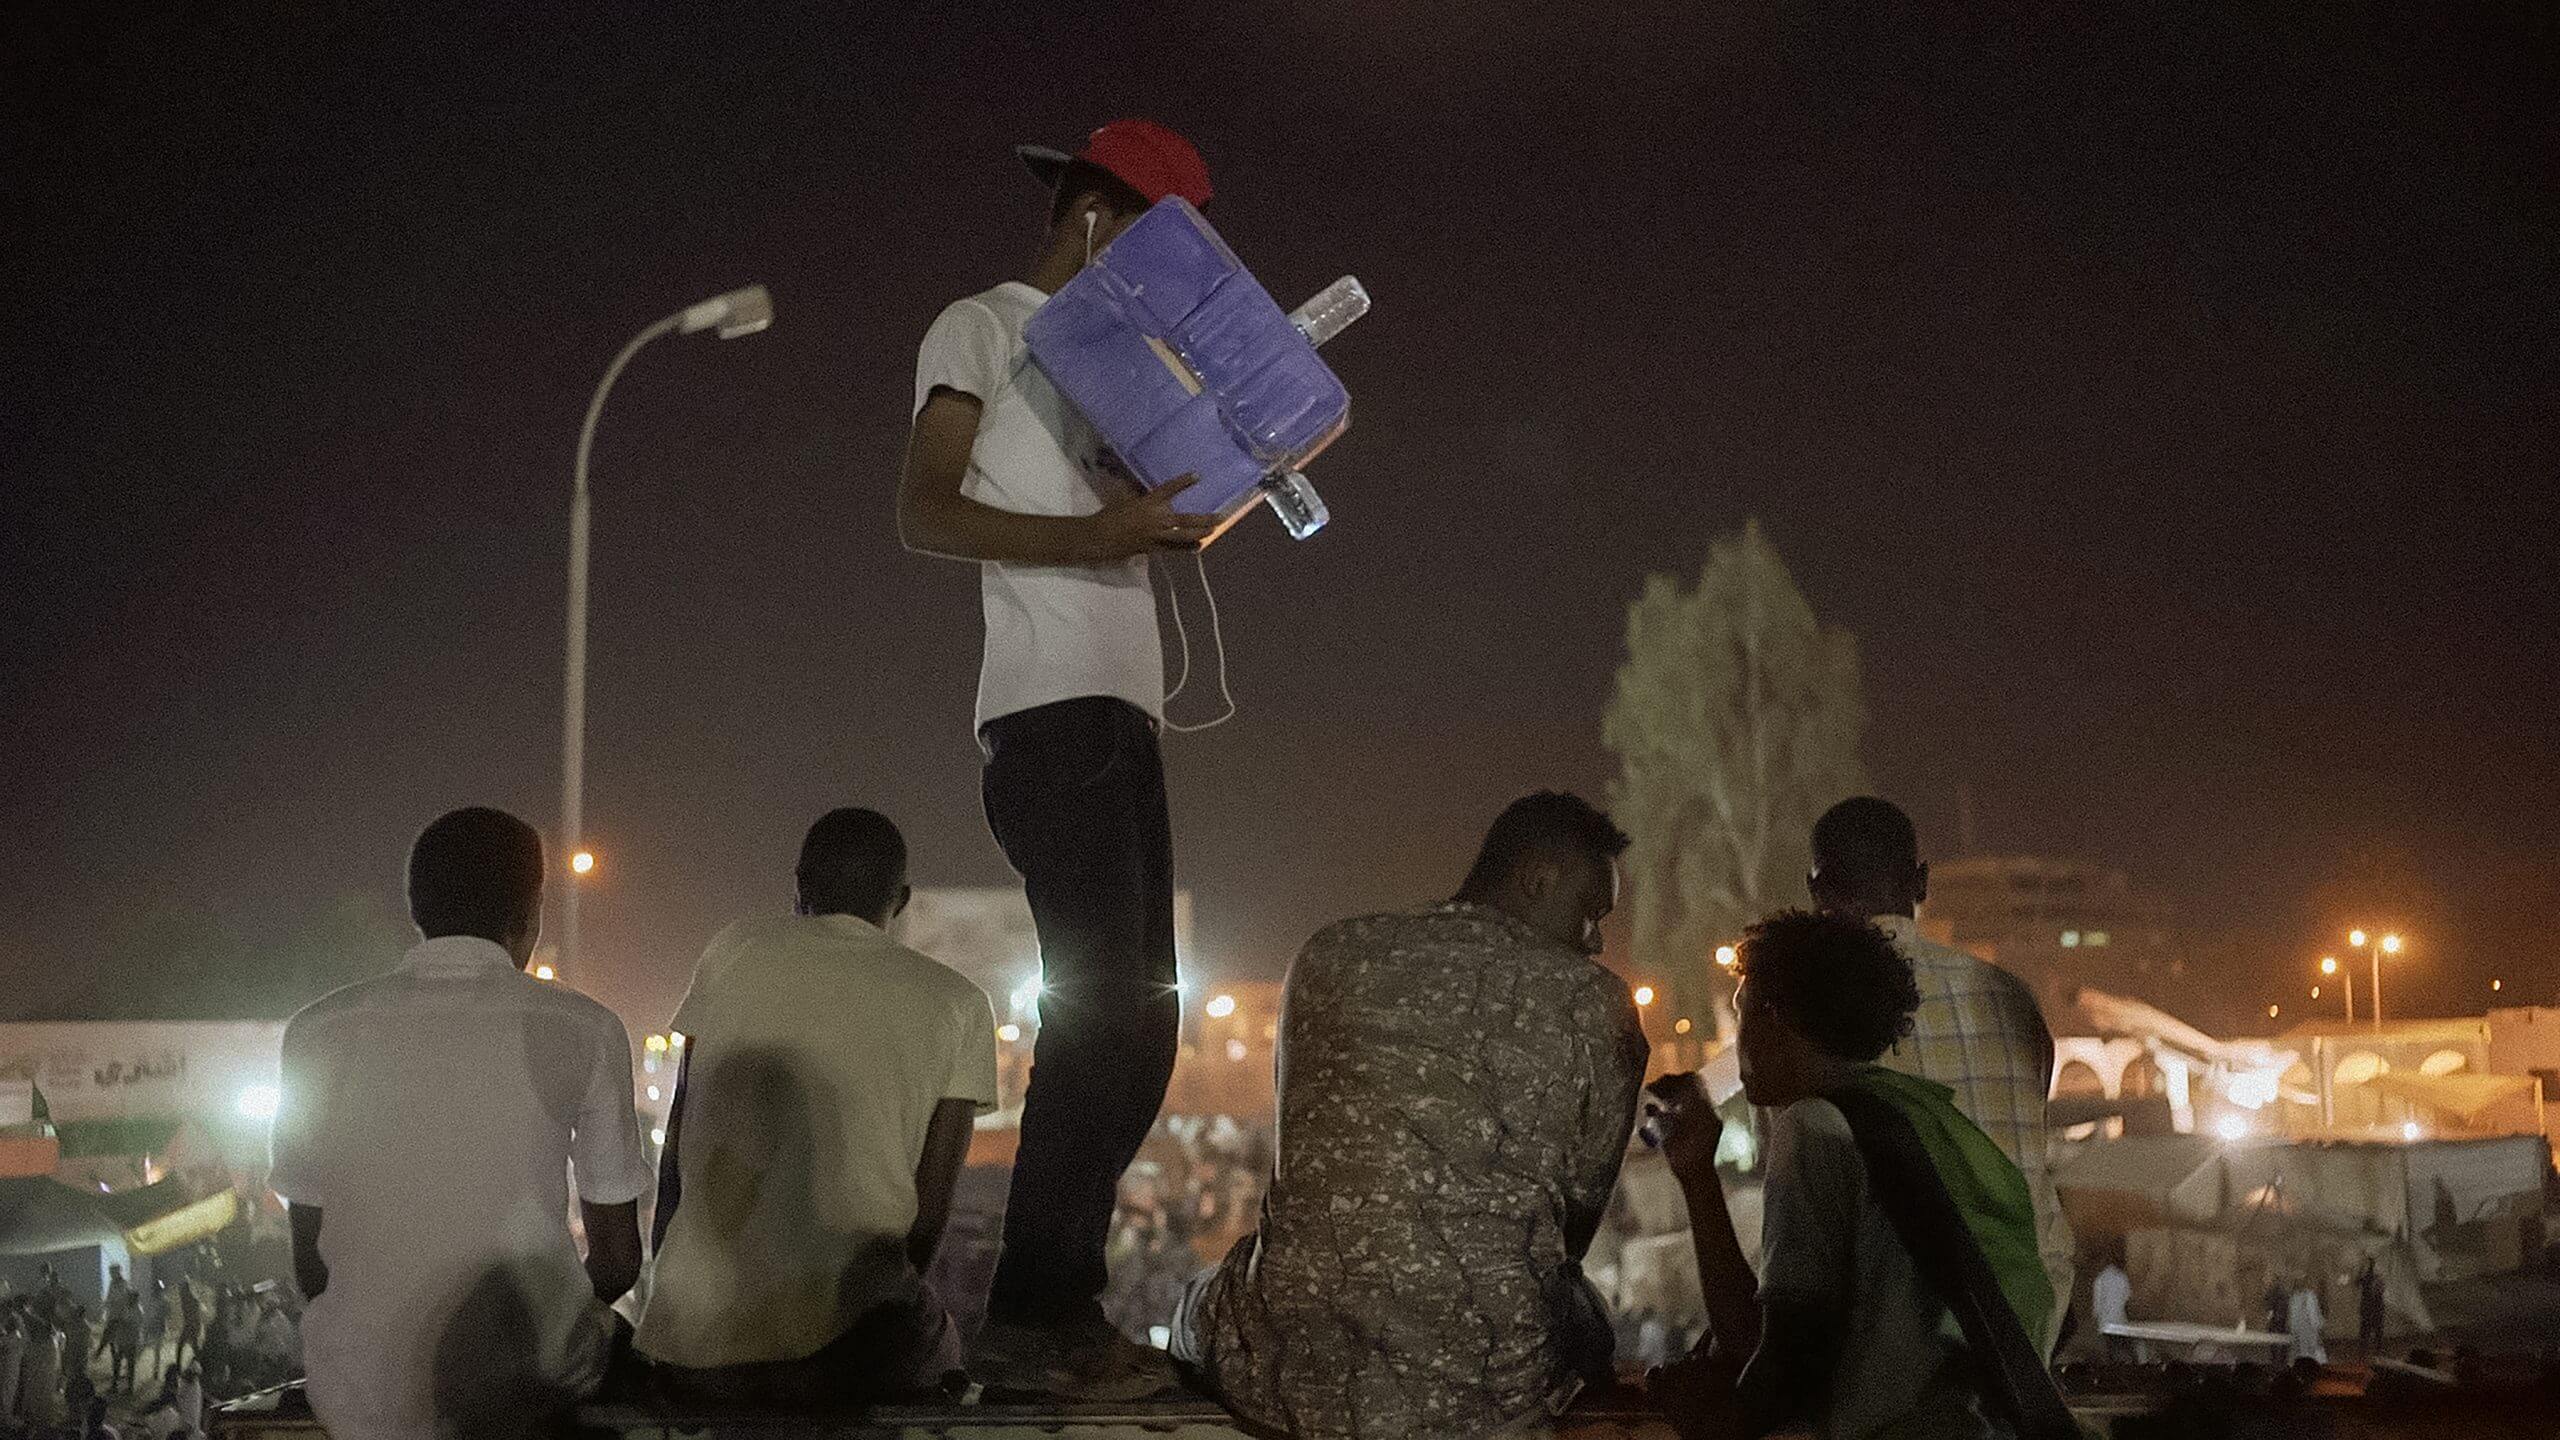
[0,1021,283,1124]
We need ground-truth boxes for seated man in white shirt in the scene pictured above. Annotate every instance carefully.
[269,806,652,1440]
[637,807,999,1405]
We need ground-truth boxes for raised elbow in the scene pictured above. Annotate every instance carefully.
[895,485,948,557]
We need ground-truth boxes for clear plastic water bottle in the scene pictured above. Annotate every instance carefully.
[1262,470,1329,539]
[1288,277,1370,349]
[1261,277,1364,539]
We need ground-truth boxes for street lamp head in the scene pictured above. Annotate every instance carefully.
[2381,934,2403,954]
[2320,956,2338,975]
[2348,929,2368,948]
[678,284,774,340]
[571,850,595,875]
[1633,985,1655,1007]
[1713,945,1738,969]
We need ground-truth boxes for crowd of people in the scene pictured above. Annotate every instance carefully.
[1096,1117,1271,1341]
[0,1259,304,1439]
[265,783,2076,1440]
[254,120,2086,1440]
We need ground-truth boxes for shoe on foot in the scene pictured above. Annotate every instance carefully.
[974,1310,1171,1402]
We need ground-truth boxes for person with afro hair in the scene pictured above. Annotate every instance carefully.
[1645,911,2065,1440]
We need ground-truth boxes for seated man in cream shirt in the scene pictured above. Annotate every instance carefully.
[638,808,998,1402]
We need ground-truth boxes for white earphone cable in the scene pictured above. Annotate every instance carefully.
[1159,548,1235,733]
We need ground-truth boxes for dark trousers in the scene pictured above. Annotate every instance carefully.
[980,696,1181,1323]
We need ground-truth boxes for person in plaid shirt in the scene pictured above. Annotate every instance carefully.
[1807,797,2075,1356]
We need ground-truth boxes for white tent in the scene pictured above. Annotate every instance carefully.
[0,1175,135,1307]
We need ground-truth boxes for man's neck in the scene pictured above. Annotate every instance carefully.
[801,906,888,928]
[1842,895,1916,921]
[1804,1055,1866,1094]
[1450,890,1531,929]
[1025,245,1083,296]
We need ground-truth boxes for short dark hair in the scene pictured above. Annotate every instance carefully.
[1736,909,1919,1062]
[407,807,545,943]
[1457,790,1631,897]
[1811,796,1920,887]
[1050,159,1151,229]
[796,808,908,919]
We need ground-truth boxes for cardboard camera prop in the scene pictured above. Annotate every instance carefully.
[1024,198,1368,544]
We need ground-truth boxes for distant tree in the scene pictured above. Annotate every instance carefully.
[1603,520,1869,1042]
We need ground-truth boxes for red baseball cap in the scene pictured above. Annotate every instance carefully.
[1016,119,1213,208]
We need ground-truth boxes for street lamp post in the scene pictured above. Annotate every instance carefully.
[2320,955,2352,1023]
[560,284,774,982]
[2349,929,2404,1033]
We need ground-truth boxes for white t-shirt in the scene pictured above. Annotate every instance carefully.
[913,281,1164,734]
[1749,1098,2000,1440]
[635,913,1000,1369]
[268,936,652,1440]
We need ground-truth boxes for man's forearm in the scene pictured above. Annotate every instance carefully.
[580,1200,643,1304]
[899,490,1102,566]
[651,1049,690,1253]
[1678,1170,1763,1363]
[907,1099,976,1272]
[286,1204,328,1302]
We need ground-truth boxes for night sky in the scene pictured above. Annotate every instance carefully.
[6,4,2554,1032]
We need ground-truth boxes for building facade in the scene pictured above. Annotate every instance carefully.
[1924,855,2178,1017]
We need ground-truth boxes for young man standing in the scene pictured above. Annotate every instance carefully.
[269,807,651,1440]
[639,808,998,1403]
[898,119,1216,1397]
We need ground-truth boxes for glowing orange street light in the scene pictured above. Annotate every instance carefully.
[534,964,557,981]
[2350,929,2407,1031]
[1633,985,1655,1007]
[2267,1004,2280,1020]
[1713,945,1738,969]
[2320,956,2352,1022]
[1673,1017,1693,1035]
[571,851,596,875]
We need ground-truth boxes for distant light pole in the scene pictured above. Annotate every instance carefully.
[2320,955,2352,1023]
[561,284,773,982]
[2348,929,2404,1033]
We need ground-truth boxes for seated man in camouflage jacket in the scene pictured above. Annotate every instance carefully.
[1173,791,1650,1440]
